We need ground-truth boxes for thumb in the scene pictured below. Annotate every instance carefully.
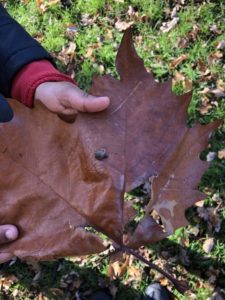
[65,84,110,113]
[0,225,19,245]
[83,95,110,113]
[71,91,110,112]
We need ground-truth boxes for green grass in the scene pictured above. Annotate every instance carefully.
[1,0,225,299]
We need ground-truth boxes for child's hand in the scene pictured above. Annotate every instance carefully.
[34,81,110,115]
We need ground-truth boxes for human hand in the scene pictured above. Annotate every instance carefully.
[0,225,18,263]
[34,82,110,115]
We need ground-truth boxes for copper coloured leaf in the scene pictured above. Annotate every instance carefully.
[0,29,221,262]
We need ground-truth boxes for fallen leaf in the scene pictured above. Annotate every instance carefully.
[84,47,94,58]
[160,17,179,33]
[210,24,221,35]
[66,24,78,40]
[195,200,205,207]
[65,42,76,56]
[197,207,209,221]
[0,275,18,290]
[127,266,142,280]
[208,207,222,233]
[208,51,223,65]
[183,77,193,92]
[210,88,225,98]
[218,148,225,159]
[81,13,98,26]
[188,225,200,236]
[172,71,192,92]
[159,277,170,287]
[217,40,225,50]
[108,255,130,279]
[199,84,225,101]
[38,293,43,300]
[206,152,216,162]
[199,96,213,115]
[105,28,113,40]
[176,25,199,48]
[169,54,188,69]
[115,20,134,31]
[202,238,214,254]
[0,29,221,262]
[36,0,60,13]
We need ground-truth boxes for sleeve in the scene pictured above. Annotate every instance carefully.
[11,60,76,107]
[0,4,55,97]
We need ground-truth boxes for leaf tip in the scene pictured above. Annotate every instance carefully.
[116,27,148,82]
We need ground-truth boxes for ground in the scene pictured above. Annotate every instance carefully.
[0,0,225,299]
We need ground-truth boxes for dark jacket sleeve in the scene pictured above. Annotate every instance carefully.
[0,4,54,97]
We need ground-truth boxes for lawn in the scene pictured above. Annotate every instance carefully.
[0,0,225,299]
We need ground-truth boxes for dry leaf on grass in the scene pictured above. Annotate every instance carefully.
[202,238,214,254]
[176,25,199,48]
[217,40,225,50]
[206,152,216,162]
[160,17,179,32]
[199,102,213,115]
[218,149,225,159]
[115,20,134,31]
[36,0,60,13]
[199,86,225,99]
[108,255,130,279]
[169,54,188,69]
[172,71,192,92]
[208,51,223,65]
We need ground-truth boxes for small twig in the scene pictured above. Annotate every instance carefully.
[119,245,189,294]
[83,225,189,293]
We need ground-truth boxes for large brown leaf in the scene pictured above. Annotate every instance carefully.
[0,29,221,260]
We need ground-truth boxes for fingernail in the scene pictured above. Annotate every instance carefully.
[99,96,109,101]
[5,229,16,241]
[99,96,110,104]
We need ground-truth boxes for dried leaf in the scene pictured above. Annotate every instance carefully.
[176,25,199,48]
[84,47,94,58]
[210,25,221,35]
[81,14,98,26]
[173,71,192,92]
[36,0,59,13]
[65,42,76,56]
[66,24,78,40]
[115,20,134,31]
[169,54,188,69]
[0,275,18,290]
[206,152,216,162]
[160,17,179,33]
[108,255,130,279]
[0,29,221,260]
[38,293,43,300]
[208,51,223,65]
[202,238,214,254]
[217,40,225,50]
[127,266,142,280]
[210,88,225,99]
[208,208,222,233]
[199,102,213,115]
[195,200,205,207]
[218,148,225,159]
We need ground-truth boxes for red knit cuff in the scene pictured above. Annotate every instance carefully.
[11,60,76,107]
